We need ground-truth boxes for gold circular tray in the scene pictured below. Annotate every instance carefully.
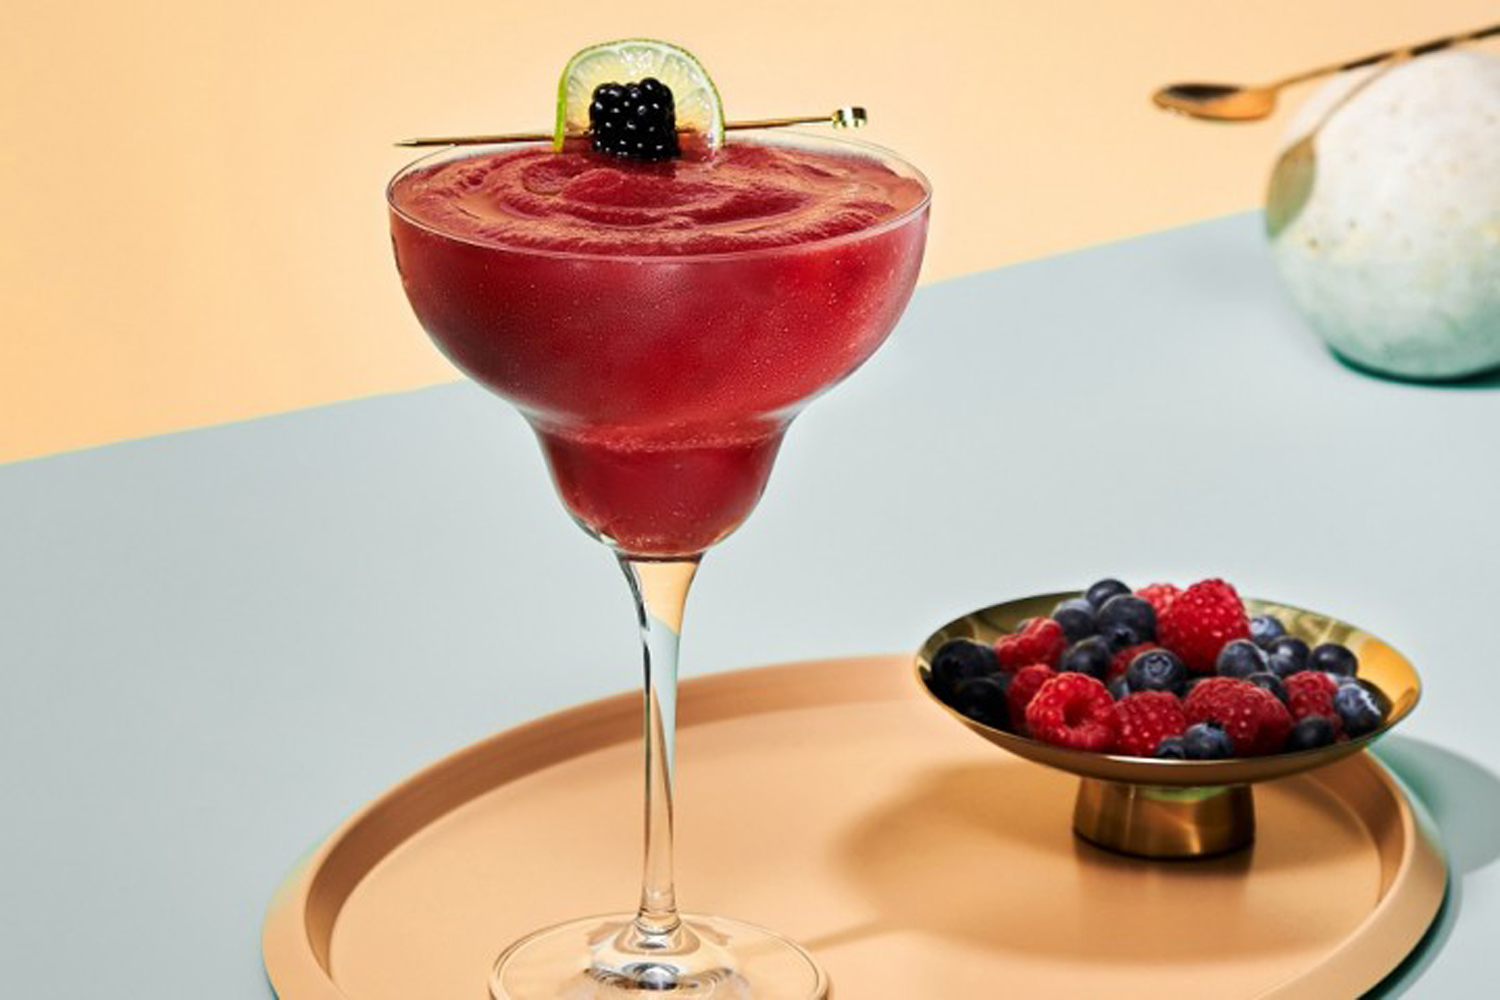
[264,656,1446,998]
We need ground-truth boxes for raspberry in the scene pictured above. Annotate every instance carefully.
[1135,583,1182,618]
[1025,674,1118,752]
[1109,642,1159,681]
[994,618,1066,671]
[1184,676,1292,755]
[1112,692,1188,757]
[1284,671,1341,728]
[1158,579,1251,675]
[1005,665,1054,735]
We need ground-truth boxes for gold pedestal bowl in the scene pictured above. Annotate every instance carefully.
[916,593,1421,859]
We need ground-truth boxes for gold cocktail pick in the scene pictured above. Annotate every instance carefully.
[395,106,866,147]
[1154,21,1500,121]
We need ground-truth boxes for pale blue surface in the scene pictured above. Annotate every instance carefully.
[2,211,1497,997]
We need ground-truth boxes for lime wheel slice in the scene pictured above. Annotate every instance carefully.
[554,39,725,151]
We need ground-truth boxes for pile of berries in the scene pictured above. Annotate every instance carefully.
[927,578,1391,759]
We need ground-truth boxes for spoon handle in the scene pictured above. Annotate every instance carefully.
[1275,21,1500,88]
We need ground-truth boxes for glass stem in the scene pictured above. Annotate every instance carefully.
[618,554,700,948]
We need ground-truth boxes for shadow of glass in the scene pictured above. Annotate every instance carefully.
[1375,736,1500,875]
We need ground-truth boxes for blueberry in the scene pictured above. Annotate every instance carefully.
[1183,722,1235,760]
[1216,639,1268,679]
[1266,651,1302,678]
[954,675,1010,728]
[1154,736,1189,759]
[1059,636,1112,680]
[1097,595,1157,642]
[1124,648,1187,696]
[1334,683,1385,737]
[1353,678,1392,718]
[1107,675,1130,700]
[1285,716,1338,751]
[1051,598,1097,642]
[1245,671,1289,703]
[1085,578,1132,610]
[1101,623,1145,651]
[1265,636,1310,678]
[1249,614,1287,648]
[929,638,997,697]
[1309,642,1358,677]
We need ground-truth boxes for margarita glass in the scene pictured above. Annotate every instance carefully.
[388,131,930,998]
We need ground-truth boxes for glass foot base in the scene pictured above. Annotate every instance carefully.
[489,913,829,999]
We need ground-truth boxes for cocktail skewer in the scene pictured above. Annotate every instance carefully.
[395,106,866,147]
[1154,21,1500,121]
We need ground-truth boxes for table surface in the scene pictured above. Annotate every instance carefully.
[3,211,1498,997]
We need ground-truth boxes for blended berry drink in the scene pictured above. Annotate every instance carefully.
[390,137,928,556]
[391,43,931,996]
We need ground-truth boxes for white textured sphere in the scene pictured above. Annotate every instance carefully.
[1267,50,1500,379]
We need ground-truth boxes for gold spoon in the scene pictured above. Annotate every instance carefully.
[396,106,867,147]
[1154,21,1500,121]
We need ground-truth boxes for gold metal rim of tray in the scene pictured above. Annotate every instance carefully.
[263,655,1445,999]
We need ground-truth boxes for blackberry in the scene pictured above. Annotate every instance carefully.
[1309,642,1358,677]
[1051,598,1098,642]
[1248,614,1287,648]
[589,77,680,161]
[929,638,997,698]
[1058,636,1112,680]
[1215,639,1268,679]
[1124,648,1187,696]
[1085,578,1131,610]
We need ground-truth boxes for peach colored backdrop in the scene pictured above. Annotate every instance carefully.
[2,1,1493,461]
